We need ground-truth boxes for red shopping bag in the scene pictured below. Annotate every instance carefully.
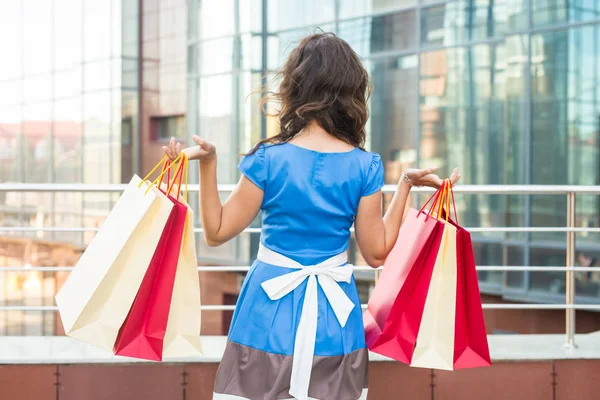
[113,160,187,361]
[441,186,491,369]
[453,228,491,369]
[364,186,447,364]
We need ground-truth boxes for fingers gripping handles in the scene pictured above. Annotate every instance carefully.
[418,180,458,223]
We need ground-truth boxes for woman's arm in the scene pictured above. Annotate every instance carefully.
[355,168,460,268]
[164,136,263,247]
[197,159,263,247]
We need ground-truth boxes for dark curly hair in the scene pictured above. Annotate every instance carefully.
[249,32,371,154]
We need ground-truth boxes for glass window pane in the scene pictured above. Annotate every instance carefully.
[419,48,469,177]
[0,80,22,107]
[474,242,498,287]
[199,75,234,182]
[338,10,417,58]
[370,10,417,53]
[54,0,83,70]
[83,91,112,183]
[0,2,23,80]
[340,0,417,19]
[506,246,526,289]
[239,0,263,33]
[122,0,139,57]
[200,0,236,39]
[24,0,52,75]
[370,55,418,184]
[531,26,600,241]
[533,0,600,27]
[84,61,112,91]
[23,103,51,183]
[504,35,529,185]
[55,67,83,99]
[267,0,335,32]
[578,196,600,248]
[530,247,566,294]
[84,0,112,60]
[421,4,468,47]
[471,0,528,40]
[573,245,600,299]
[273,24,337,66]
[200,38,235,75]
[54,97,83,182]
[24,75,52,103]
[0,105,20,183]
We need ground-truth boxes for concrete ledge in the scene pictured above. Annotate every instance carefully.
[0,333,599,364]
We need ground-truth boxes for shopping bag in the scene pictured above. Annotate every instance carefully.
[410,220,458,370]
[162,202,203,358]
[364,186,447,364]
[55,161,178,351]
[450,194,491,369]
[114,158,188,361]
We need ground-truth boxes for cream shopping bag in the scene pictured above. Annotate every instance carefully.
[161,159,203,358]
[56,175,173,351]
[410,219,458,370]
[162,205,203,357]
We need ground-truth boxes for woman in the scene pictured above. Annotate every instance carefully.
[164,33,460,400]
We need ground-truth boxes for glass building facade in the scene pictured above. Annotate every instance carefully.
[187,0,600,304]
[1,0,600,336]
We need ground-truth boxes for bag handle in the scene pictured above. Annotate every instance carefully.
[419,181,445,219]
[139,153,184,194]
[167,153,187,199]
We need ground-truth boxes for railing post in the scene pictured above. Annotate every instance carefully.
[565,192,577,349]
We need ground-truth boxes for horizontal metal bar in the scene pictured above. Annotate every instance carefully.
[0,227,261,234]
[0,266,378,273]
[1,304,600,312]
[2,183,600,195]
[2,226,599,234]
[0,266,597,272]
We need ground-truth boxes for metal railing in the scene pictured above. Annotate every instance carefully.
[1,183,600,349]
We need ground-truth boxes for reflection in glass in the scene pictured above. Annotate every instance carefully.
[198,35,255,75]
[200,38,236,75]
[470,0,528,39]
[267,0,335,32]
[419,47,469,178]
[23,0,52,75]
[421,4,468,47]
[339,0,417,19]
[0,2,23,80]
[370,56,418,184]
[200,0,236,39]
[533,0,600,27]
[84,0,112,60]
[531,26,600,242]
[338,10,416,58]
[54,0,83,70]
[530,247,566,294]
[23,103,52,183]
[54,98,83,183]
[83,91,112,183]
[84,61,113,92]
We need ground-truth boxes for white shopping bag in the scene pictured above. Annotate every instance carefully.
[410,221,458,370]
[55,175,173,351]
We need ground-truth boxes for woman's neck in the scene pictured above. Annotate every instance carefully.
[291,122,355,153]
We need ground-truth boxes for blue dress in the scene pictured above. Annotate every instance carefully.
[213,142,384,400]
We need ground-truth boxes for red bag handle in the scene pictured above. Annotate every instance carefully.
[419,180,445,219]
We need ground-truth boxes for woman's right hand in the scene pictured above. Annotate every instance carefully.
[404,167,461,189]
[162,135,217,163]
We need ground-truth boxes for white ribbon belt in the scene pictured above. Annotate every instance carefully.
[258,245,355,400]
